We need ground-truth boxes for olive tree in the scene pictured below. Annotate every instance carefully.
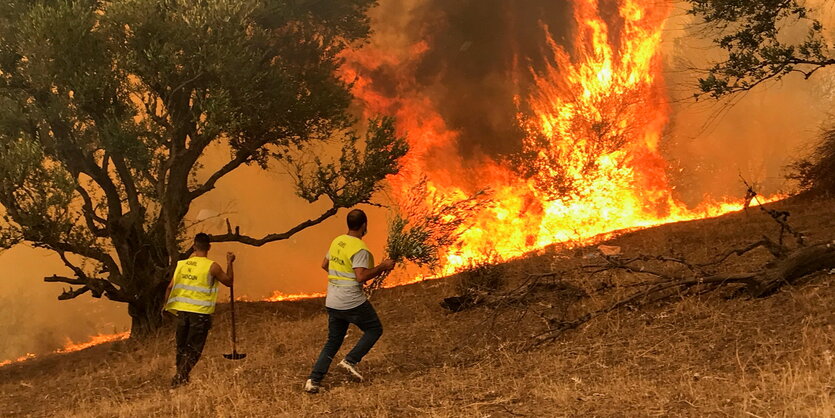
[0,0,407,336]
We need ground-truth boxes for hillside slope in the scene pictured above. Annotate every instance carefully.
[1,198,833,417]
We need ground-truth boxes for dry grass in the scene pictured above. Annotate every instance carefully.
[1,197,833,417]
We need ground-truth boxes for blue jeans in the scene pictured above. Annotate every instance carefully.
[309,301,383,383]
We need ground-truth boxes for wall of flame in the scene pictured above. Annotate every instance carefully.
[341,0,790,276]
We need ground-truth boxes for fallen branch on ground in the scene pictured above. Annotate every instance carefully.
[440,271,586,312]
[531,240,835,346]
[531,186,830,346]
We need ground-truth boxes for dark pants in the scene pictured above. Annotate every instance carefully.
[174,311,212,383]
[309,301,383,383]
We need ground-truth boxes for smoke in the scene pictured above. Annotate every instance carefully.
[362,0,834,198]
[0,247,127,361]
[365,0,576,158]
[661,4,835,203]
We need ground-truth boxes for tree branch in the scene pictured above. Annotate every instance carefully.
[532,271,761,346]
[110,153,144,217]
[188,151,254,201]
[207,206,340,247]
[44,275,87,285]
[39,112,125,220]
[44,274,132,302]
[741,176,805,247]
[698,236,787,266]
[75,186,108,237]
[47,241,119,276]
[58,286,91,300]
[697,55,835,99]
[57,251,90,281]
[82,155,123,219]
[532,241,835,347]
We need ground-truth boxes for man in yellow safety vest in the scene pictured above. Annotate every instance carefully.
[304,209,394,393]
[164,232,235,388]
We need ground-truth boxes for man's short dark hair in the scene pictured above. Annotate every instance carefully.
[194,233,211,252]
[346,209,367,231]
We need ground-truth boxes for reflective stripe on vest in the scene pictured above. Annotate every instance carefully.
[165,257,218,314]
[167,296,214,307]
[326,235,373,287]
[173,283,219,294]
[328,269,356,279]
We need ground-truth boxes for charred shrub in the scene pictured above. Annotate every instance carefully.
[441,261,505,312]
[456,260,505,296]
[789,126,835,196]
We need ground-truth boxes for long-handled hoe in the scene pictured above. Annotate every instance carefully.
[223,284,246,360]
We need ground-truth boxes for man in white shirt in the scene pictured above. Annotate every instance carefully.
[304,209,394,393]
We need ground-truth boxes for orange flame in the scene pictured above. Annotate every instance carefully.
[260,275,439,302]
[263,291,326,302]
[341,0,782,276]
[0,353,36,368]
[58,332,130,354]
[0,331,129,368]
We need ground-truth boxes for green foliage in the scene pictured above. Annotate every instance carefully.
[687,0,833,98]
[0,126,86,251]
[292,117,408,208]
[385,215,436,267]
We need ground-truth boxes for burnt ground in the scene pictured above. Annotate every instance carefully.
[0,197,833,417]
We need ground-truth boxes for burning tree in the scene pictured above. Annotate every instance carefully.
[0,0,407,336]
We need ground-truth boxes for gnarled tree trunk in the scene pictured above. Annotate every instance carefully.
[128,283,168,338]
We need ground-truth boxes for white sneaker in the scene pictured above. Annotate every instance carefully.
[303,379,320,394]
[338,359,364,381]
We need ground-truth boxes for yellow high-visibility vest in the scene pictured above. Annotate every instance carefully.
[327,235,373,287]
[165,257,219,314]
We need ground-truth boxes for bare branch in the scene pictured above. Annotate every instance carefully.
[207,206,340,247]
[44,274,132,302]
[699,237,787,266]
[57,251,89,281]
[58,286,91,300]
[530,240,835,348]
[741,176,805,247]
[531,271,760,346]
[48,241,119,277]
[188,151,254,201]
[44,275,86,286]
